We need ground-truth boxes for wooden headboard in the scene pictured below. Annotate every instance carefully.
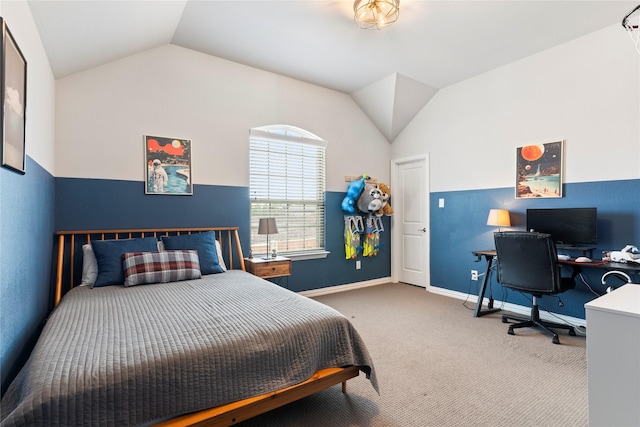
[55,227,245,306]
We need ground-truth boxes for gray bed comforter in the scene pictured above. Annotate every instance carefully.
[1,270,377,426]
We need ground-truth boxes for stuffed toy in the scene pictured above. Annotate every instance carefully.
[376,183,393,216]
[357,183,384,214]
[341,175,367,213]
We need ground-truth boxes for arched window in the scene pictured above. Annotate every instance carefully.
[249,125,327,259]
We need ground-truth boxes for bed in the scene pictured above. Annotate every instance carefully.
[1,227,377,426]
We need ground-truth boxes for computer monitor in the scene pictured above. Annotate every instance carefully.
[526,208,597,246]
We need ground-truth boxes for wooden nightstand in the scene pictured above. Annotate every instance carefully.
[244,256,292,279]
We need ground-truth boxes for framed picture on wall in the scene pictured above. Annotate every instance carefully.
[1,18,27,174]
[516,140,564,199]
[144,135,192,195]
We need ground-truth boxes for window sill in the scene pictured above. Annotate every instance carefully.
[280,250,330,261]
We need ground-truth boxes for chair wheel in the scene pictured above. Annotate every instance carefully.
[569,329,576,336]
[502,316,509,323]
[508,327,515,336]
[552,335,560,345]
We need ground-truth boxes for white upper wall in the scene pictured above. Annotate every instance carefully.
[392,24,640,193]
[55,44,391,191]
[1,0,56,174]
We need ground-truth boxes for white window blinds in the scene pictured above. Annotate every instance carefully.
[249,126,326,256]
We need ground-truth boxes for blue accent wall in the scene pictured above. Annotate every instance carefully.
[1,157,55,394]
[55,179,392,292]
[56,178,251,269]
[56,178,251,232]
[430,179,640,319]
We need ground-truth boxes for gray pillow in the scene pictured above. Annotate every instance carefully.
[81,244,98,286]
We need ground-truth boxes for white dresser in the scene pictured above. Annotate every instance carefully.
[585,284,640,427]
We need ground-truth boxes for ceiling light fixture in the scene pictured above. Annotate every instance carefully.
[354,0,399,30]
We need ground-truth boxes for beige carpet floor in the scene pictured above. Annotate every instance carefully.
[238,282,587,427]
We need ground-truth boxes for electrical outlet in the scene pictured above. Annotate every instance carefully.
[471,270,479,281]
[356,260,361,270]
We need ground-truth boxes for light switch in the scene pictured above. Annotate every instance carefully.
[438,198,445,208]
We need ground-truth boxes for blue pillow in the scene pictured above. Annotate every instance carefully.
[161,231,224,275]
[91,237,159,287]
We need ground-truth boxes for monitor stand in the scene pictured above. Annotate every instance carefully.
[556,244,595,258]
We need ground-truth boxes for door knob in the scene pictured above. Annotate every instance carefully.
[419,228,426,232]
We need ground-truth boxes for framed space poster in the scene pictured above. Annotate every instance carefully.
[1,18,27,174]
[516,140,563,199]
[145,135,192,195]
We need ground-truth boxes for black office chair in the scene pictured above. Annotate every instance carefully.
[494,231,577,344]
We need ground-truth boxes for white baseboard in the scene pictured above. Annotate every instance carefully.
[428,285,587,329]
[298,277,391,298]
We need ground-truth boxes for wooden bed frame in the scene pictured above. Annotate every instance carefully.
[54,227,359,427]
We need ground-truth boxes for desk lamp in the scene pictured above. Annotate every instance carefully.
[487,209,511,232]
[258,218,278,259]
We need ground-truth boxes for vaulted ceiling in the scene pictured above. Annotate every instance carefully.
[27,1,637,142]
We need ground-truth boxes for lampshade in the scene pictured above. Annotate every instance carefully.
[258,218,278,235]
[354,0,400,30]
[487,209,511,228]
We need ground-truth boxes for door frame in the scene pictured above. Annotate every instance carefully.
[390,153,430,288]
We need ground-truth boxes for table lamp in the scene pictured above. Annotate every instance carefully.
[487,209,511,232]
[258,217,278,259]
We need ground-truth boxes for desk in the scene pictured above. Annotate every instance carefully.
[471,249,640,318]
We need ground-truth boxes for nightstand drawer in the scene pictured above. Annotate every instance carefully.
[245,257,292,279]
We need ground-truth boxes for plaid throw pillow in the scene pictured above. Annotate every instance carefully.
[122,250,201,287]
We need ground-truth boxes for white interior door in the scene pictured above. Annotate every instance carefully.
[391,155,430,287]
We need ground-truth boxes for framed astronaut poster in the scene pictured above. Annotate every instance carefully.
[145,135,192,195]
